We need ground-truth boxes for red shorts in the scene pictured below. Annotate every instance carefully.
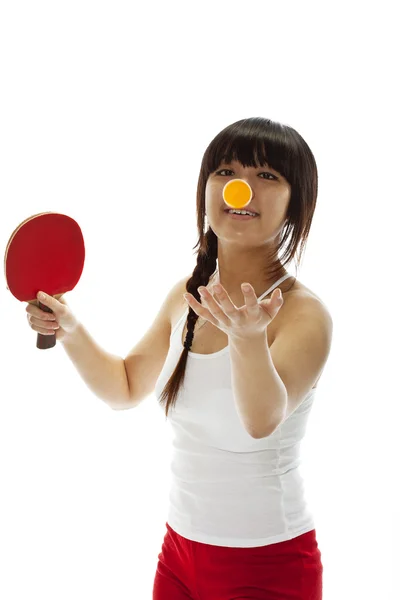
[153,522,323,600]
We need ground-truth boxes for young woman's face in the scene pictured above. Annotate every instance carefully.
[205,160,291,242]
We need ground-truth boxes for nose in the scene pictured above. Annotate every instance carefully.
[222,179,253,209]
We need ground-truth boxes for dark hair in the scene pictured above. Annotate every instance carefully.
[158,117,318,418]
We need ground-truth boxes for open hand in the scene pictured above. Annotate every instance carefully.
[184,282,284,341]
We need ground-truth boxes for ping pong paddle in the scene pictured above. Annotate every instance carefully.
[4,212,85,350]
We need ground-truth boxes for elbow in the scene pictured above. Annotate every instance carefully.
[248,416,282,439]
[249,394,287,439]
[249,429,274,440]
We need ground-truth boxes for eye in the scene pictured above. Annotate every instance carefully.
[259,172,277,180]
[216,169,234,176]
[215,169,277,180]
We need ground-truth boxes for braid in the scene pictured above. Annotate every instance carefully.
[159,227,218,418]
[183,229,218,351]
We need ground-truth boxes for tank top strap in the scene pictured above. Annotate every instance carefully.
[257,272,293,301]
[214,269,293,301]
[170,270,294,339]
[170,308,189,338]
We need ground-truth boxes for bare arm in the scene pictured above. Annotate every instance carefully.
[61,324,130,410]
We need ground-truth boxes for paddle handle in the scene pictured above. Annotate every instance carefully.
[36,301,56,350]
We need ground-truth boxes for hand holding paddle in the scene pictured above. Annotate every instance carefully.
[25,293,80,343]
[4,212,85,350]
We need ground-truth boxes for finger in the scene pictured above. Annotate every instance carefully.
[34,328,56,336]
[28,315,60,330]
[209,285,238,318]
[36,291,62,312]
[260,289,284,319]
[241,283,259,313]
[271,288,284,306]
[28,319,59,334]
[184,293,219,327]
[198,287,231,325]
[26,305,56,320]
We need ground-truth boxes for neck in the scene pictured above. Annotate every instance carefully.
[214,263,289,300]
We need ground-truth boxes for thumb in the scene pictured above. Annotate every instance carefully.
[262,288,283,307]
[260,288,284,319]
[36,291,59,309]
[274,288,284,304]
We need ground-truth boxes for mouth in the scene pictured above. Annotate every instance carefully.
[224,209,260,220]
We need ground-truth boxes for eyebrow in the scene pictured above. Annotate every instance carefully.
[218,162,273,170]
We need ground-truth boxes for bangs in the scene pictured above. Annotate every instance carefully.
[204,118,295,183]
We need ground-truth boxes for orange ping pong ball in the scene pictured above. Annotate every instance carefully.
[222,179,253,209]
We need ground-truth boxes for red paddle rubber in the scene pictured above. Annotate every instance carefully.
[37,301,56,350]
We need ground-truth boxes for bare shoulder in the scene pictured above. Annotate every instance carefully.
[274,280,333,391]
[279,278,333,333]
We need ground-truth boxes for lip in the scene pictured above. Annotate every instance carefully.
[224,211,259,221]
[224,208,260,216]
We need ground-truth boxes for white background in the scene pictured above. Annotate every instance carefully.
[0,1,398,598]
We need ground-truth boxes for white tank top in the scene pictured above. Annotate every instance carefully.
[154,269,317,548]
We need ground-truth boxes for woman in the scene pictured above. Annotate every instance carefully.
[153,116,333,599]
[28,116,332,599]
